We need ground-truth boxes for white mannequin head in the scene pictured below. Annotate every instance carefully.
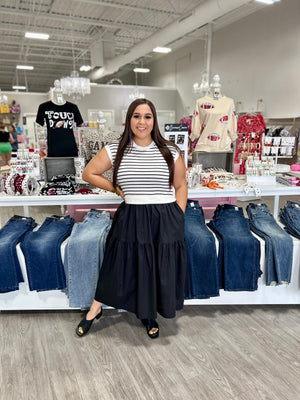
[51,80,65,105]
[210,74,222,99]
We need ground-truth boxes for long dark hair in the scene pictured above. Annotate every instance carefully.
[113,98,179,189]
[9,124,17,133]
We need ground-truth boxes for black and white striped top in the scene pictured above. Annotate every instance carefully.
[105,141,180,204]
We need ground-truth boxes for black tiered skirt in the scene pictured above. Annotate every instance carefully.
[94,201,187,319]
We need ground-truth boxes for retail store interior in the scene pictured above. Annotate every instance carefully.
[0,0,299,399]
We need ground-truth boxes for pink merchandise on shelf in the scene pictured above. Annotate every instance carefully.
[291,164,300,171]
[66,204,118,222]
[189,197,237,220]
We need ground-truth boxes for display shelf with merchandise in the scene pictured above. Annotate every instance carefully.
[264,117,299,162]
[0,184,300,310]
[0,112,20,126]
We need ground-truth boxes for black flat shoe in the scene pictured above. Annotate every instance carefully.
[141,318,159,339]
[75,309,102,337]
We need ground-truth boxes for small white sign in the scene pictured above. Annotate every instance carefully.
[164,123,189,166]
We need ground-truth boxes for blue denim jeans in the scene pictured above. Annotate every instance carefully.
[184,200,219,299]
[0,215,37,293]
[64,209,111,309]
[279,201,300,239]
[208,204,261,291]
[246,203,293,286]
[21,215,74,291]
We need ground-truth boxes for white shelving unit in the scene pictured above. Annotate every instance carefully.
[0,184,300,310]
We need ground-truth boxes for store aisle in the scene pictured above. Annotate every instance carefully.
[0,305,299,400]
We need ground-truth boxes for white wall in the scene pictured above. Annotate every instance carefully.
[143,0,300,119]
[76,84,178,124]
[2,92,48,121]
[2,86,178,129]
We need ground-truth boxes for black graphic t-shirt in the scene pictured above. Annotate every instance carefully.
[36,101,83,157]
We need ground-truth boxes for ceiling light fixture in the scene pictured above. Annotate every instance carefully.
[153,46,172,53]
[254,0,280,4]
[16,65,34,70]
[133,67,150,73]
[12,85,26,90]
[80,65,92,72]
[60,71,91,101]
[25,32,49,40]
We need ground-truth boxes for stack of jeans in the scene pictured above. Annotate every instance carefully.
[0,216,37,293]
[184,200,219,299]
[279,201,300,239]
[208,204,261,291]
[64,209,112,309]
[246,203,293,286]
[21,215,74,291]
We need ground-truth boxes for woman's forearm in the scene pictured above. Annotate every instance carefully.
[175,184,187,213]
[82,171,114,192]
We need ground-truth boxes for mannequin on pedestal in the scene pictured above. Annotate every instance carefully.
[209,74,222,100]
[191,74,237,152]
[36,80,84,157]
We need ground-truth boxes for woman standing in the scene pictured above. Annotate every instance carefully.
[76,98,187,339]
[0,121,13,166]
[8,124,18,151]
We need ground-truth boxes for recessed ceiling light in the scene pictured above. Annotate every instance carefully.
[80,65,92,72]
[133,67,150,73]
[16,65,34,70]
[254,0,280,4]
[25,32,49,40]
[12,85,26,90]
[153,46,172,53]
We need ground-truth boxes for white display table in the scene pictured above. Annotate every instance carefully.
[1,182,299,216]
[0,183,299,310]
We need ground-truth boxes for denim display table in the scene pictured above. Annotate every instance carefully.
[0,183,300,310]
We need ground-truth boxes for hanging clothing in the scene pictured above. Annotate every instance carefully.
[36,101,83,157]
[191,95,237,152]
[237,113,266,134]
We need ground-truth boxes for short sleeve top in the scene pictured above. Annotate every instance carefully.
[105,140,180,204]
[36,101,83,157]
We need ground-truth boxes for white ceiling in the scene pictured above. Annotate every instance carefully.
[0,0,265,93]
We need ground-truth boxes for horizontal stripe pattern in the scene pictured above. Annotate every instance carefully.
[105,141,179,202]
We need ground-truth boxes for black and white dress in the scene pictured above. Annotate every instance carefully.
[94,140,187,320]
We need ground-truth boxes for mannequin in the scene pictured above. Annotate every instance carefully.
[191,74,237,152]
[36,81,84,157]
[209,74,222,99]
[50,80,66,105]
